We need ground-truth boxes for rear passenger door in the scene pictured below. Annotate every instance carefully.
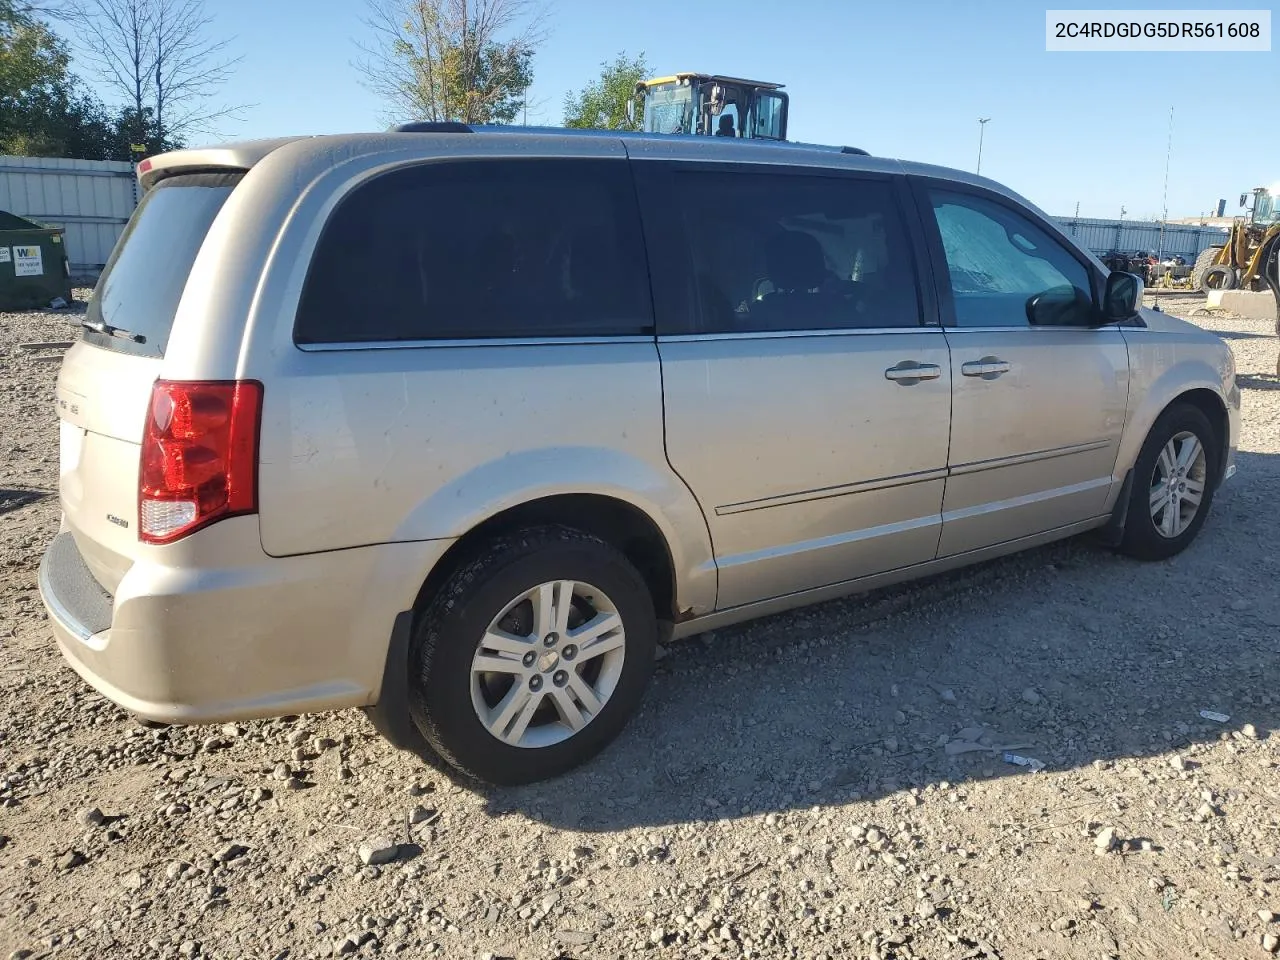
[915,182,1130,556]
[634,162,953,610]
[259,154,672,558]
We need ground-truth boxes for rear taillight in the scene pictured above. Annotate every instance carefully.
[139,379,263,544]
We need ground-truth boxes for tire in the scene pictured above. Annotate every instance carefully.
[1202,264,1237,291]
[1191,246,1221,291]
[1118,403,1219,562]
[407,525,657,785]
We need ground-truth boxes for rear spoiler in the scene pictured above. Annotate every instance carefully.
[137,137,307,191]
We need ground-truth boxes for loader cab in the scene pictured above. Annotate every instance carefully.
[1251,187,1278,226]
[631,73,789,141]
[1242,186,1280,226]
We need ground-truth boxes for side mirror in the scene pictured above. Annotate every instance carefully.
[1102,270,1144,321]
[1026,284,1097,326]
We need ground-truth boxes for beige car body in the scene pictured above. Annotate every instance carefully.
[39,130,1240,735]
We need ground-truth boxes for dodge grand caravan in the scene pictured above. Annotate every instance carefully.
[39,127,1239,785]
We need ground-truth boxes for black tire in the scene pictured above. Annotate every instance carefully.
[407,525,657,785]
[1202,264,1237,291]
[1191,246,1222,292]
[1118,403,1219,562]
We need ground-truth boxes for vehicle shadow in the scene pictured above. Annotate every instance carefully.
[0,488,52,517]
[485,449,1280,831]
[1213,330,1274,341]
[1238,373,1280,391]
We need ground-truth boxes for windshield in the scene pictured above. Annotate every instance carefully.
[84,171,242,358]
[643,83,693,135]
[1255,190,1279,225]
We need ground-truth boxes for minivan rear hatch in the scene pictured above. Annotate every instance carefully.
[56,171,243,594]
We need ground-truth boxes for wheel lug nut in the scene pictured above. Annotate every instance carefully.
[562,645,577,661]
[529,675,543,691]
[553,670,568,687]
[543,633,558,647]
[522,651,536,667]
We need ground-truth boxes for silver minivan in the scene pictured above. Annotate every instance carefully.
[40,127,1239,784]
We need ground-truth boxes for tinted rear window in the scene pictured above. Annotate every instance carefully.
[84,172,242,358]
[636,167,921,335]
[294,158,653,343]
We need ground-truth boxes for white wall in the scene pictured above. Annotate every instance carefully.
[0,155,138,274]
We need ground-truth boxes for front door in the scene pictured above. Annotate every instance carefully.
[918,184,1130,557]
[635,162,954,609]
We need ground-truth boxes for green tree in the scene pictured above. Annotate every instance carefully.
[0,2,118,158]
[2,1,61,102]
[563,51,647,131]
[357,0,544,125]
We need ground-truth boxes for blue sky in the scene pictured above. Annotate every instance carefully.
[77,0,1277,219]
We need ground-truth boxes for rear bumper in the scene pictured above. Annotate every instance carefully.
[38,519,453,724]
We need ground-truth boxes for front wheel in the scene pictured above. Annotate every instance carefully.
[407,526,657,785]
[1117,404,1219,561]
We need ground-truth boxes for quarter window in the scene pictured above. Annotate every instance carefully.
[657,171,920,334]
[295,159,652,343]
[929,190,1095,327]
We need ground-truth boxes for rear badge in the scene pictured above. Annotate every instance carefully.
[106,514,130,529]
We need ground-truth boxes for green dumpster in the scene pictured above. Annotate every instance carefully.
[0,210,73,310]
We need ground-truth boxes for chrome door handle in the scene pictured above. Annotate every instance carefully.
[961,357,1011,379]
[884,361,942,384]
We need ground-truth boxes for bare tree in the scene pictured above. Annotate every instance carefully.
[56,0,242,148]
[356,0,548,125]
[148,0,238,141]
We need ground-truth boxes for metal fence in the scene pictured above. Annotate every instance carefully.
[1053,216,1230,261]
[0,156,138,275]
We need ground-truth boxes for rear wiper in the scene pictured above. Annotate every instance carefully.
[79,318,146,344]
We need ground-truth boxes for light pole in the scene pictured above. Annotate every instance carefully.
[976,118,991,174]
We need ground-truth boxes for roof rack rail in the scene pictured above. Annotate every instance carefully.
[385,123,871,156]
[392,121,474,134]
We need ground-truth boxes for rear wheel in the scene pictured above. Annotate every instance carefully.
[1118,404,1218,561]
[407,526,657,785]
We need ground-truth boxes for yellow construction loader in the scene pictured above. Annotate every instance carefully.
[1193,184,1280,299]
[1191,184,1280,374]
[630,73,789,141]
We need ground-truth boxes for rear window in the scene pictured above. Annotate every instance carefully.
[294,158,653,343]
[84,172,242,358]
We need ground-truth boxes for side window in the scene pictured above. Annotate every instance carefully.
[928,190,1095,328]
[751,93,786,140]
[295,159,652,343]
[714,103,739,137]
[664,171,920,334]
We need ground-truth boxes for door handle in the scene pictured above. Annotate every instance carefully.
[961,357,1011,379]
[884,361,942,384]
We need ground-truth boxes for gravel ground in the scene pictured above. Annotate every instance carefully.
[2,293,1279,960]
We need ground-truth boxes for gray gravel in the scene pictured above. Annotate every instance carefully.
[1,293,1278,959]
